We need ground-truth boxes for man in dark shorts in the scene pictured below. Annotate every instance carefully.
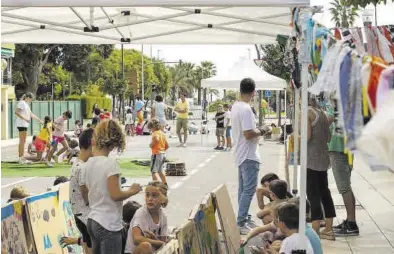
[214,104,226,150]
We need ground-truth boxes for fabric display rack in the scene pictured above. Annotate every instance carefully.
[286,5,394,250]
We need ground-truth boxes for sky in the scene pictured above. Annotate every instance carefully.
[122,0,394,76]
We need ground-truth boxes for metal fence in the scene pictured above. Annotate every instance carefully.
[8,100,82,139]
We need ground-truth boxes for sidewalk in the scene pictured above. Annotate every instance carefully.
[280,150,394,253]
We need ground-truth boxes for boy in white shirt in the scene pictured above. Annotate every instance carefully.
[277,203,314,254]
[125,182,169,254]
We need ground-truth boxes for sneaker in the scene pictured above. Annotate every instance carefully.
[335,222,359,237]
[246,220,259,229]
[320,230,335,241]
[18,157,26,164]
[218,147,224,150]
[182,143,187,147]
[46,162,54,167]
[333,220,347,232]
[214,146,221,150]
[53,154,59,164]
[239,225,251,235]
[177,143,183,147]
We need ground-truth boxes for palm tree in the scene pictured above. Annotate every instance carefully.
[209,88,219,102]
[330,0,359,28]
[198,61,217,104]
[168,63,194,104]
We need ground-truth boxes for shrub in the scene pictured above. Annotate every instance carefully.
[209,100,224,112]
[68,95,112,118]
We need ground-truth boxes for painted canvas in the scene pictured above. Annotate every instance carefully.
[156,239,179,254]
[58,183,83,254]
[212,184,241,254]
[1,200,29,254]
[177,220,201,254]
[192,194,222,254]
[25,191,67,254]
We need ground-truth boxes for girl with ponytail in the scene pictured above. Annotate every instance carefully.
[25,116,52,163]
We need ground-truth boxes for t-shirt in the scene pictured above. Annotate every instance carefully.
[16,100,31,128]
[279,233,314,254]
[124,206,168,253]
[327,106,345,153]
[151,130,167,155]
[230,101,260,166]
[154,102,166,121]
[135,100,144,112]
[215,112,225,128]
[224,111,231,127]
[306,224,323,254]
[85,156,123,231]
[53,116,66,137]
[70,159,90,225]
[37,123,52,143]
[176,101,189,119]
[125,113,134,125]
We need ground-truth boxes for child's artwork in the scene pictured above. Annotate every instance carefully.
[1,200,29,254]
[156,239,179,254]
[212,184,241,253]
[58,183,83,254]
[177,220,201,254]
[192,194,222,254]
[25,191,67,254]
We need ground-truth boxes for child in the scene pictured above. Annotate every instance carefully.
[124,182,169,254]
[54,176,69,186]
[122,201,143,253]
[125,108,134,136]
[85,119,142,253]
[223,104,232,151]
[257,180,289,225]
[28,135,37,155]
[65,139,80,164]
[91,117,99,128]
[25,116,52,163]
[136,122,143,136]
[69,128,94,254]
[214,104,225,150]
[142,120,151,136]
[257,173,293,212]
[47,110,72,165]
[7,186,30,203]
[277,203,314,254]
[74,120,83,137]
[148,118,169,185]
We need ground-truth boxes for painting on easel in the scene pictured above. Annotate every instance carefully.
[1,200,28,254]
[177,220,201,254]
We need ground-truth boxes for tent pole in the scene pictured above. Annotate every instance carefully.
[258,90,263,127]
[168,7,289,27]
[141,44,145,101]
[293,88,300,196]
[100,7,127,39]
[70,7,92,30]
[284,88,290,191]
[90,7,94,27]
[298,63,309,249]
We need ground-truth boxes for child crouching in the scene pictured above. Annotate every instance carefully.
[124,181,169,254]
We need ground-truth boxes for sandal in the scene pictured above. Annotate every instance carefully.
[320,230,335,241]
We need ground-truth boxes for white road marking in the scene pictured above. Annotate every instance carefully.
[189,169,198,175]
[1,177,38,189]
[181,175,190,181]
[197,163,206,168]
[170,181,184,190]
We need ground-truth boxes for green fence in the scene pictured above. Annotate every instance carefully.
[8,101,82,139]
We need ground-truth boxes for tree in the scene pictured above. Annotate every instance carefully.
[345,0,392,8]
[199,61,217,104]
[329,0,359,28]
[208,89,219,102]
[225,90,237,101]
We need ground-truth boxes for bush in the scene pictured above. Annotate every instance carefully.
[68,95,112,118]
[209,100,224,112]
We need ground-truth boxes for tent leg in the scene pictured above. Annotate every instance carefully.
[284,88,290,191]
[293,88,300,196]
[298,63,309,248]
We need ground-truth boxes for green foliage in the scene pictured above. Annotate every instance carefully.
[67,93,112,118]
[260,44,291,82]
[329,0,359,28]
[209,99,225,112]
[225,90,237,101]
[345,0,391,7]
[86,83,104,97]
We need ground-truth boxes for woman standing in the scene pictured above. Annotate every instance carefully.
[14,93,42,164]
[151,95,167,126]
[306,95,336,240]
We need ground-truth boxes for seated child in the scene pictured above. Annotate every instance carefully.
[74,120,83,137]
[54,176,69,186]
[257,180,289,224]
[277,203,314,254]
[122,201,143,253]
[136,123,143,136]
[257,173,293,211]
[65,139,80,164]
[142,121,151,136]
[124,182,169,254]
[7,186,30,203]
[28,136,37,155]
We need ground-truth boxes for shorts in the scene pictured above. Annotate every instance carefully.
[225,126,232,138]
[52,135,65,144]
[34,138,47,152]
[151,153,165,173]
[176,118,188,132]
[329,152,352,194]
[17,127,28,132]
[75,216,92,248]
[216,128,225,137]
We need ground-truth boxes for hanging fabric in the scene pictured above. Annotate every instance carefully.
[366,57,388,111]
[373,27,394,63]
[376,66,394,110]
[351,28,366,55]
[378,26,394,59]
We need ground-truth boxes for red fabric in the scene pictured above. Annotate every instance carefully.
[52,135,65,144]
[368,57,387,110]
[104,112,111,119]
[99,113,106,120]
[34,138,47,152]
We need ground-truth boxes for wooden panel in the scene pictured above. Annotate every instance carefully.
[177,220,201,254]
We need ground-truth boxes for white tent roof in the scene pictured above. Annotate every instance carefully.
[1,0,309,44]
[201,58,287,90]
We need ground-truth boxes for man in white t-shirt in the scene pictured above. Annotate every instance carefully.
[231,78,268,235]
[14,92,42,164]
[277,203,314,254]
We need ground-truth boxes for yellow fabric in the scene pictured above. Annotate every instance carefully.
[261,99,268,109]
[176,101,189,119]
[151,130,167,155]
[137,111,144,124]
[37,123,52,143]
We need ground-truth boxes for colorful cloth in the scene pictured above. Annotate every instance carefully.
[367,57,387,111]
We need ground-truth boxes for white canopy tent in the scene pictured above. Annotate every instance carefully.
[201,58,287,90]
[1,0,311,251]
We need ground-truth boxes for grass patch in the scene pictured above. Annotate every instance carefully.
[1,159,152,178]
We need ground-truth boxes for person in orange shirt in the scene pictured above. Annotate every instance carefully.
[148,118,169,186]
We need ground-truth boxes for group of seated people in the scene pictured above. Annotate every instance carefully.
[242,173,322,254]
